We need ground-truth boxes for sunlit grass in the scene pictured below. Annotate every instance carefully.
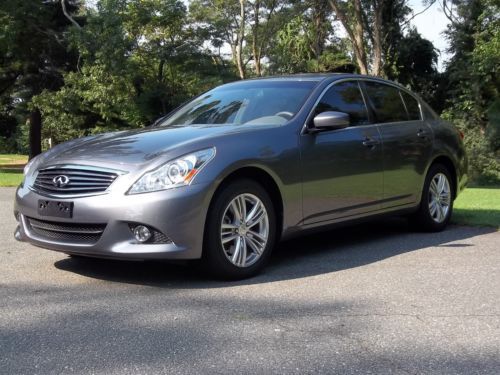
[0,172,23,187]
[452,187,500,228]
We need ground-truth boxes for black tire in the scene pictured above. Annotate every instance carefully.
[411,163,454,232]
[203,179,277,280]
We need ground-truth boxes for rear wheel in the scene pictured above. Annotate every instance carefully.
[411,163,454,232]
[203,179,276,280]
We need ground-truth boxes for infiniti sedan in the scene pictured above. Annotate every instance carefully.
[14,74,467,279]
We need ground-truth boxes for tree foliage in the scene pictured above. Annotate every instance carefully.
[0,0,498,184]
[268,7,353,74]
[441,0,499,184]
[0,0,80,156]
[33,0,232,143]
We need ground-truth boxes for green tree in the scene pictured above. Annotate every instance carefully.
[0,0,81,157]
[32,0,227,145]
[190,0,290,78]
[328,0,387,75]
[380,1,440,104]
[267,1,353,74]
[190,0,249,78]
[386,28,439,105]
[442,0,500,184]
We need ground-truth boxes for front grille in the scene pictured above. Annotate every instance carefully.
[32,166,118,196]
[26,217,106,245]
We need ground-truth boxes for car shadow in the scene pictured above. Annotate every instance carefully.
[54,217,496,288]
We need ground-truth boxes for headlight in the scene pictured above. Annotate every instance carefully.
[128,148,215,194]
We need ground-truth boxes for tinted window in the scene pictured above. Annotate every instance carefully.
[160,81,317,127]
[364,81,408,123]
[421,102,439,120]
[401,91,421,120]
[315,81,369,126]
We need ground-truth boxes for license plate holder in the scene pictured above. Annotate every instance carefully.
[38,200,74,218]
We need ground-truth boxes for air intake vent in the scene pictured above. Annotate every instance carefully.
[32,166,118,196]
[26,217,106,245]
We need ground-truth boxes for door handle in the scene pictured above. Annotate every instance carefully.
[417,128,429,138]
[362,137,380,147]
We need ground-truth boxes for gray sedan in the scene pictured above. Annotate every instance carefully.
[14,74,468,279]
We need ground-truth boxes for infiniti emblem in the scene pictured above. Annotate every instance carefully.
[53,175,70,188]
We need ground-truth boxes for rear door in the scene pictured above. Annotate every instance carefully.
[362,81,433,208]
[300,80,384,224]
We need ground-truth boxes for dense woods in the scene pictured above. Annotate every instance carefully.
[0,0,498,183]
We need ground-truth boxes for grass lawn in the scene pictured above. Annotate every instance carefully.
[452,187,500,228]
[0,154,28,165]
[0,171,23,187]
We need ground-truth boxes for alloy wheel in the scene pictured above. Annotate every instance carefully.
[428,173,451,223]
[220,193,269,267]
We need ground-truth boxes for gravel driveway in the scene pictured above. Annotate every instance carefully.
[1,187,499,374]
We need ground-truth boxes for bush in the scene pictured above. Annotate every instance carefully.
[444,114,500,185]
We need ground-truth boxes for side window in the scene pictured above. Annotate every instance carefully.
[364,81,408,123]
[315,81,369,126]
[400,91,421,120]
[421,102,439,121]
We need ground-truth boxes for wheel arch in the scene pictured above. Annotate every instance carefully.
[204,166,285,244]
[427,155,458,199]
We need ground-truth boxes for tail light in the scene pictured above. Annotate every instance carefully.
[456,128,464,140]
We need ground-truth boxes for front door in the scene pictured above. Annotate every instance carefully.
[300,80,384,225]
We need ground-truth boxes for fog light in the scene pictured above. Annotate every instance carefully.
[133,225,152,243]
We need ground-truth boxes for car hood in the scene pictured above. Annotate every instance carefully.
[40,124,268,169]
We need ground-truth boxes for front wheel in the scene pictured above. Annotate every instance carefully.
[203,179,276,280]
[411,163,454,232]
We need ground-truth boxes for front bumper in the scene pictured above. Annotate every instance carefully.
[14,182,213,260]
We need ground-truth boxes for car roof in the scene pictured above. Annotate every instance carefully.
[243,73,354,82]
[218,74,417,98]
[226,73,400,84]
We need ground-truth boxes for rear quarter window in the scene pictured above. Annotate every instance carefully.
[400,91,421,121]
[364,81,408,123]
[421,102,440,121]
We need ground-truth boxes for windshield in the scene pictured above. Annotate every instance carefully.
[159,80,317,127]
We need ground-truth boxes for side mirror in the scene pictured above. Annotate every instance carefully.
[313,111,350,131]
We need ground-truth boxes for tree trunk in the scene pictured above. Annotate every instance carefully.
[236,0,246,79]
[370,1,384,76]
[328,0,369,75]
[252,0,261,76]
[29,108,42,160]
[158,59,165,83]
[230,43,238,68]
[352,0,368,74]
[312,3,324,61]
[61,0,81,29]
